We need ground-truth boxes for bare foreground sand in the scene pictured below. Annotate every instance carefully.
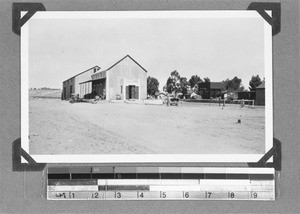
[29,98,265,155]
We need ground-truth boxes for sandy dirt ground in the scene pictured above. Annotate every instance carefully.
[28,96,265,155]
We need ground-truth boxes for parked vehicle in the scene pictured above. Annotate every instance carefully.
[169,97,179,106]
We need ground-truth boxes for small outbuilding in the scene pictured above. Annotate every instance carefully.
[237,91,256,100]
[62,55,147,100]
[255,82,265,105]
[198,82,223,99]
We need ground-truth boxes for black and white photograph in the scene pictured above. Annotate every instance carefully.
[21,11,273,163]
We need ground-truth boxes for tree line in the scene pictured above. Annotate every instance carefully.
[147,71,264,97]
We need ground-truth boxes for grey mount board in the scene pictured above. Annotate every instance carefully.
[0,0,299,213]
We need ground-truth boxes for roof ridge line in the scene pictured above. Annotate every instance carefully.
[63,65,100,83]
[99,54,147,73]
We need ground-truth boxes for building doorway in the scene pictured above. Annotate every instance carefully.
[126,85,139,99]
[92,79,106,99]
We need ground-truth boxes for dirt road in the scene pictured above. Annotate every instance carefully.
[29,98,265,155]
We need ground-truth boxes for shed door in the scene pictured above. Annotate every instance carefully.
[126,86,129,99]
[135,86,139,99]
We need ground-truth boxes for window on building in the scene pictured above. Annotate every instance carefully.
[121,86,123,94]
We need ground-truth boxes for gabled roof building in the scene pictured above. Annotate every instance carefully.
[198,82,223,99]
[255,82,265,106]
[62,55,147,100]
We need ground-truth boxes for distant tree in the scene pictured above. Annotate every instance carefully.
[180,77,189,97]
[166,70,181,95]
[222,76,242,92]
[147,76,159,96]
[188,75,202,88]
[222,78,230,91]
[204,77,210,83]
[194,84,199,94]
[231,76,242,91]
[163,85,167,92]
[222,76,244,92]
[249,75,262,91]
[237,85,245,92]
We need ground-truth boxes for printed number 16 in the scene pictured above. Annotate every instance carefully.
[184,192,189,198]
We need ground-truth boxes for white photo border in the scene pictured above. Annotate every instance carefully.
[21,11,273,163]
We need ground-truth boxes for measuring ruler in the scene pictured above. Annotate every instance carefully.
[47,167,275,200]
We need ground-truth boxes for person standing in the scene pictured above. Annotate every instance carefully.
[166,93,170,106]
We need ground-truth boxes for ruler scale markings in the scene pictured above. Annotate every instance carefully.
[251,185,274,191]
[182,173,205,179]
[150,185,202,191]
[137,191,160,199]
[137,173,160,179]
[48,185,99,191]
[114,167,137,179]
[183,191,206,199]
[250,180,274,185]
[48,174,70,179]
[106,185,150,191]
[250,174,274,180]
[99,179,200,185]
[114,191,138,199]
[92,167,114,173]
[92,173,115,179]
[48,191,69,199]
[226,174,249,179]
[92,167,115,179]
[200,179,252,185]
[205,191,228,199]
[160,191,183,199]
[160,173,183,179]
[48,179,98,186]
[205,173,227,179]
[70,173,92,179]
[199,185,252,192]
[47,167,275,200]
[158,167,181,173]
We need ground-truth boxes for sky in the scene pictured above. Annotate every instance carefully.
[27,14,267,90]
